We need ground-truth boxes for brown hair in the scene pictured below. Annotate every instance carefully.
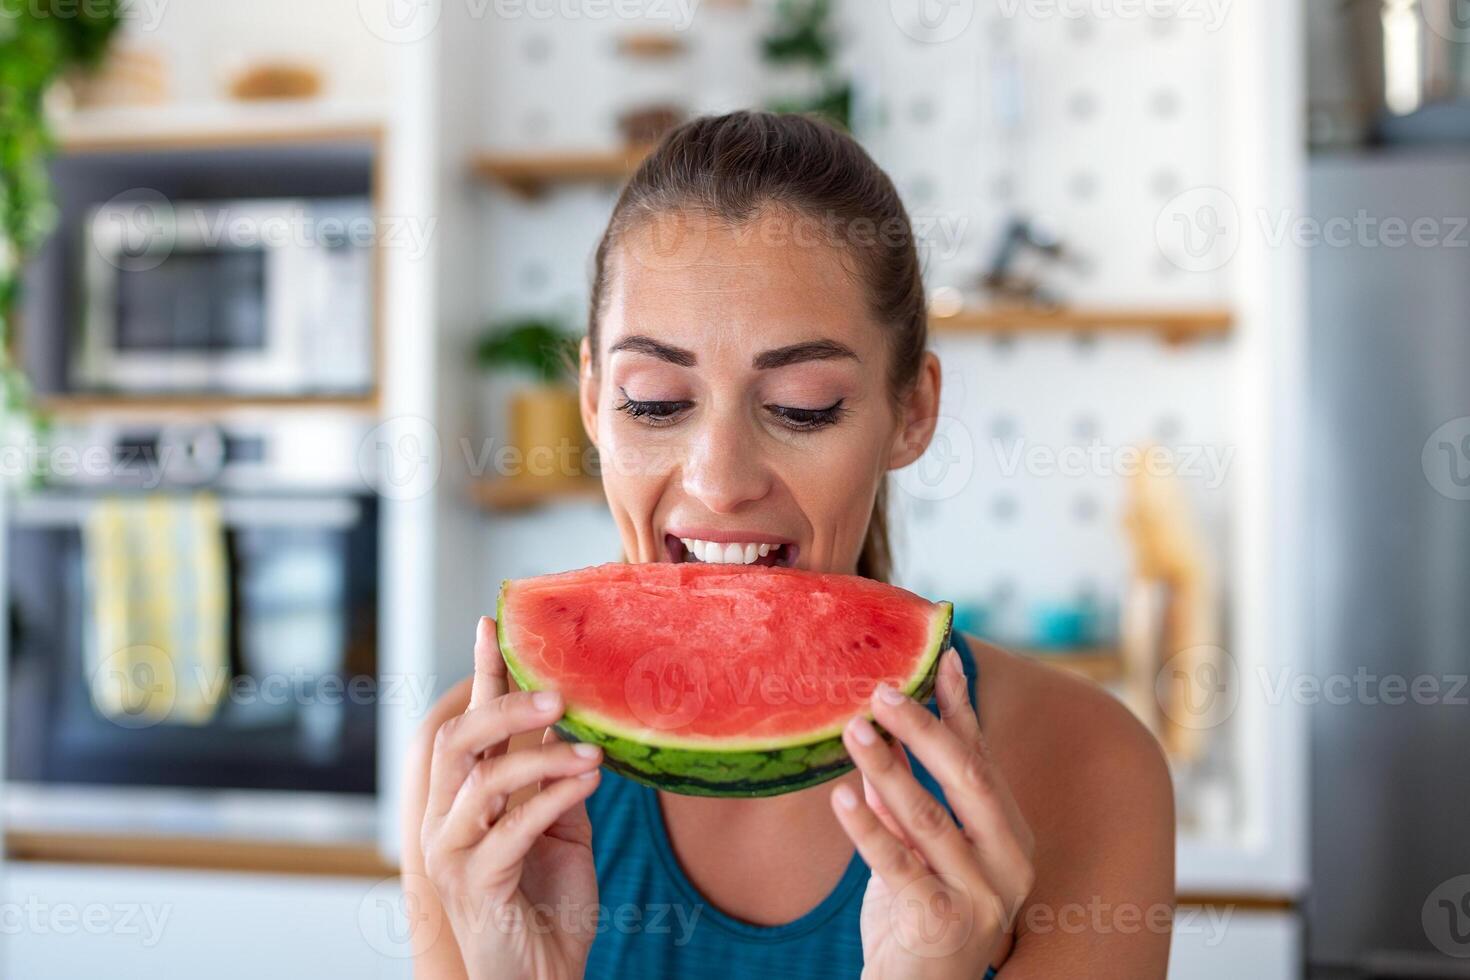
[587,111,928,583]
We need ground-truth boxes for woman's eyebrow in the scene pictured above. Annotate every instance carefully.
[608,335,697,366]
[753,340,859,370]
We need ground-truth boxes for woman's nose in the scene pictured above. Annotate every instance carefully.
[680,415,772,514]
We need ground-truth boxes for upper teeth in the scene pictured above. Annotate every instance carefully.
[680,538,774,564]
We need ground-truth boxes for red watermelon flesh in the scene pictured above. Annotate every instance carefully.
[497,562,953,797]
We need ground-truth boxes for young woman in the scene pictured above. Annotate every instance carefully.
[402,111,1175,978]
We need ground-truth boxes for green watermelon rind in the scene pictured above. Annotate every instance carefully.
[497,580,953,798]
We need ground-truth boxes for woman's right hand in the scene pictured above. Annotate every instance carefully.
[418,616,604,980]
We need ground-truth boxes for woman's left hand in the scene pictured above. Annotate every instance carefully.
[831,647,1036,979]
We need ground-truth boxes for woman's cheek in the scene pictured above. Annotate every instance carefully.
[779,430,888,560]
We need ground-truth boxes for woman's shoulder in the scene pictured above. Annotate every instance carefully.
[965,634,1175,873]
[968,635,1169,760]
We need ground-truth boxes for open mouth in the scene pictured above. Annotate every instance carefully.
[664,533,797,568]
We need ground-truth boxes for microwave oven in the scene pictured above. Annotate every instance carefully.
[73,196,374,396]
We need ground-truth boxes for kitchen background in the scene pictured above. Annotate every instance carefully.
[0,0,1464,976]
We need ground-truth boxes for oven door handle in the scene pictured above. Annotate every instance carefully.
[8,495,363,530]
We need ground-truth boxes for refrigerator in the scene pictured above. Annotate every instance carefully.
[1307,150,1470,977]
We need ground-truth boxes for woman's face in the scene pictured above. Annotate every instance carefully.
[580,208,940,575]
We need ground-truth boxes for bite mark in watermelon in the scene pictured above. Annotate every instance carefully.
[497,562,953,797]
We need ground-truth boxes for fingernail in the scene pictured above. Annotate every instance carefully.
[578,769,600,780]
[477,616,490,640]
[875,683,906,706]
[572,742,600,759]
[833,784,858,811]
[946,647,964,678]
[533,691,561,712]
[848,716,879,746]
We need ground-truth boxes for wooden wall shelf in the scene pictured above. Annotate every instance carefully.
[36,394,379,418]
[471,477,604,512]
[469,144,654,197]
[5,829,394,879]
[54,102,384,154]
[1022,648,1125,683]
[930,306,1232,342]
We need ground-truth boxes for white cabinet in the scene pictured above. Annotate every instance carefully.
[1169,911,1302,980]
[0,863,411,980]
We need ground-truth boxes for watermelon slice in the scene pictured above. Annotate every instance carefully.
[497,563,953,798]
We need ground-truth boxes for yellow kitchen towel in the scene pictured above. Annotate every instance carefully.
[84,494,229,726]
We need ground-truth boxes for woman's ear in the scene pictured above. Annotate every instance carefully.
[887,350,942,471]
[578,336,599,449]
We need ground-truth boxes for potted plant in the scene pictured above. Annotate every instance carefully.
[473,316,589,486]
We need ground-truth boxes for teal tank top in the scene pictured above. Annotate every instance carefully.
[582,633,997,979]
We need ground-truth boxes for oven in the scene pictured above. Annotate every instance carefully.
[4,415,378,793]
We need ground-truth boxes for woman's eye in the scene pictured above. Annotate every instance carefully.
[615,390,691,427]
[766,399,846,431]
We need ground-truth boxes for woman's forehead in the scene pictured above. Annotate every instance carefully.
[604,211,881,358]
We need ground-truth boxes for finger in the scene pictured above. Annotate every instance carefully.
[843,712,982,879]
[829,780,927,894]
[873,677,1032,891]
[469,616,508,710]
[439,741,602,851]
[861,738,912,845]
[539,728,595,848]
[933,649,1031,849]
[427,690,564,820]
[936,648,982,743]
[475,770,602,874]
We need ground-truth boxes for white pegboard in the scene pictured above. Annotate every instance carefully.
[469,3,1238,652]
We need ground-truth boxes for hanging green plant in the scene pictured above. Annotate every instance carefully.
[0,1,124,423]
[760,0,851,131]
